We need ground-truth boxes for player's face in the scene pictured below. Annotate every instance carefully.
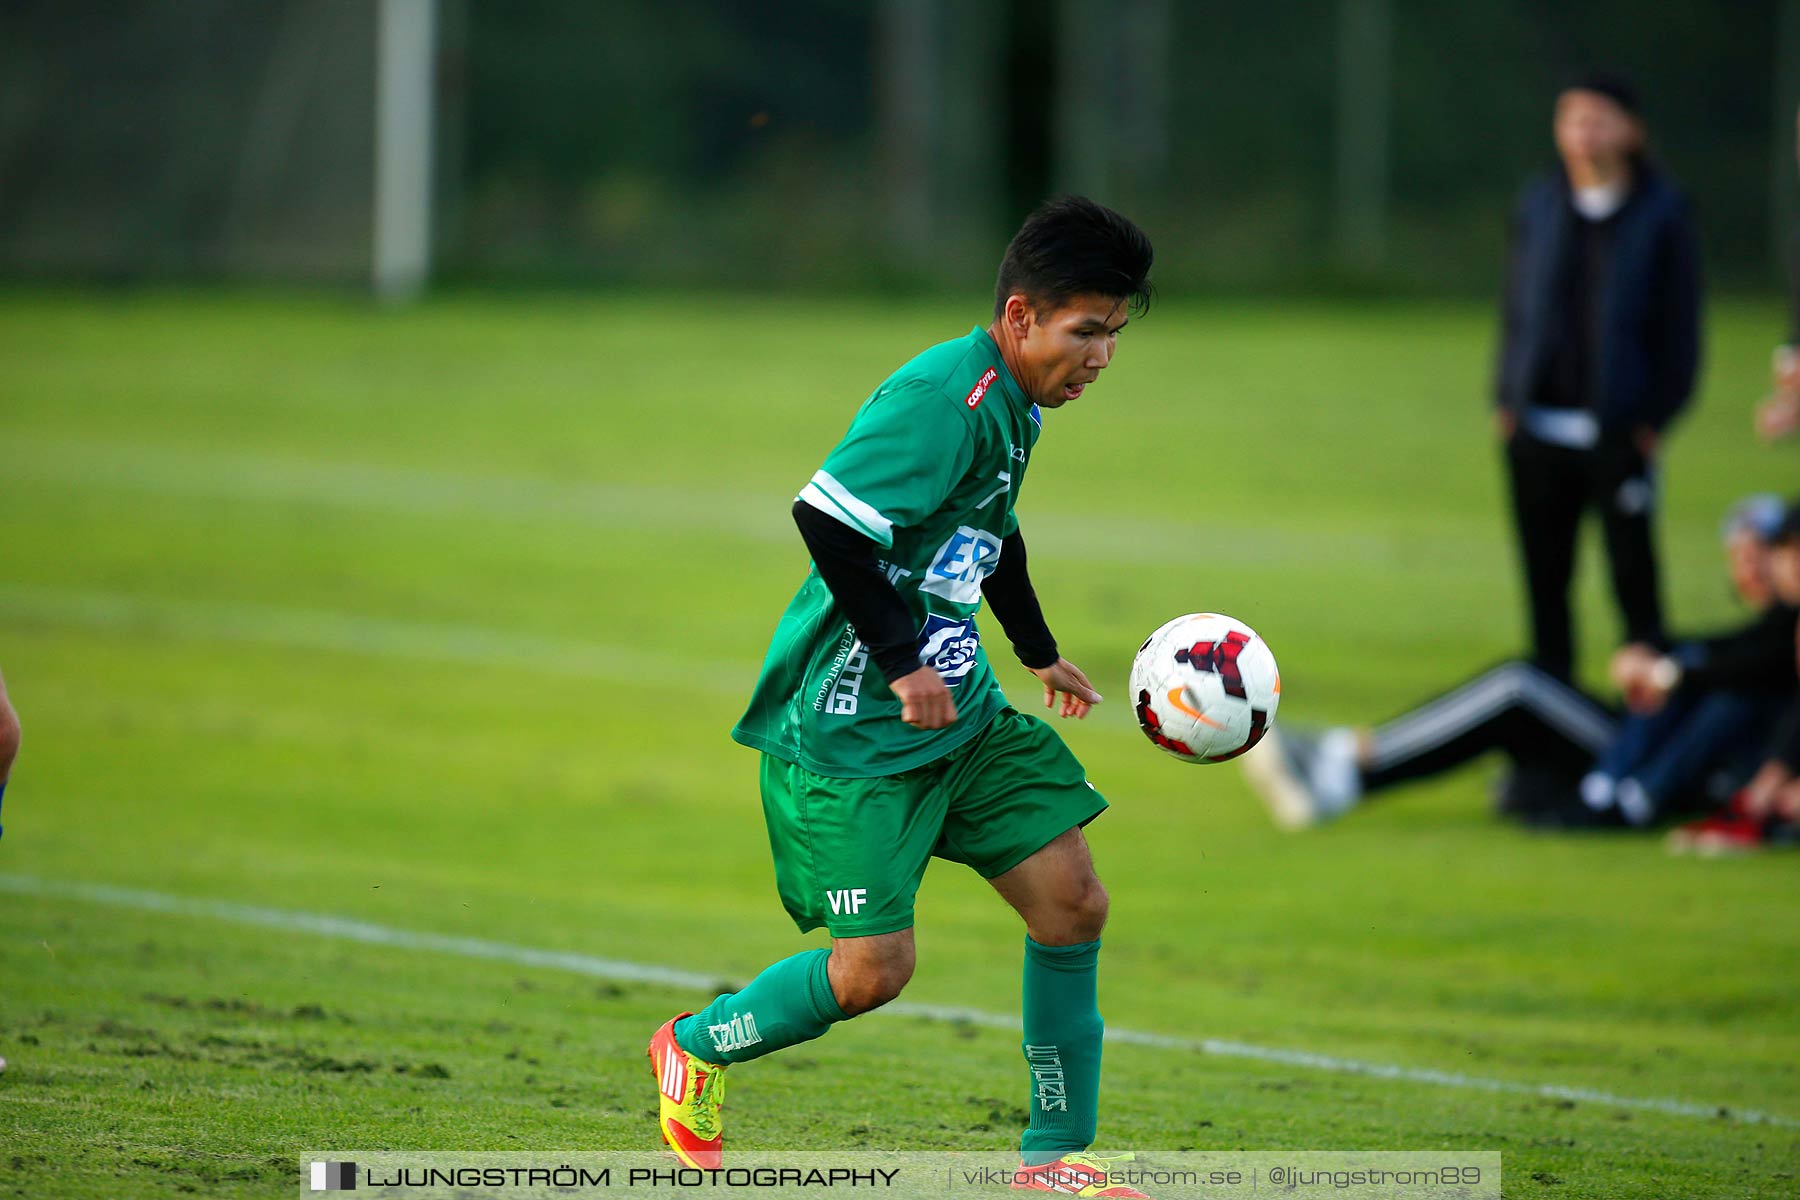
[1012,294,1130,409]
[1554,90,1641,171]
[1725,531,1774,609]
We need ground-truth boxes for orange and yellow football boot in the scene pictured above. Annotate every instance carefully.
[1011,1153,1154,1199]
[647,1014,727,1169]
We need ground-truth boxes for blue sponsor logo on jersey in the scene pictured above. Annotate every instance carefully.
[920,526,1002,604]
[917,613,981,686]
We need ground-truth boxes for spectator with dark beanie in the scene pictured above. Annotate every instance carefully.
[1496,72,1703,682]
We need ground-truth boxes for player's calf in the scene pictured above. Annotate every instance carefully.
[647,946,861,1164]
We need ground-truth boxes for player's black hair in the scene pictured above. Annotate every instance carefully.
[993,196,1154,321]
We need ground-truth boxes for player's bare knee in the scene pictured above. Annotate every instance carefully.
[1069,876,1109,941]
[829,936,915,1016]
[833,957,913,1016]
[1029,875,1107,945]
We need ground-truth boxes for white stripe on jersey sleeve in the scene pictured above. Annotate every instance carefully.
[795,470,895,547]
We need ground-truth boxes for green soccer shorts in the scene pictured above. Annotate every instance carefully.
[758,705,1109,938]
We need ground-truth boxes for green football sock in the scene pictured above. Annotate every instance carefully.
[673,948,848,1065]
[1018,935,1103,1164]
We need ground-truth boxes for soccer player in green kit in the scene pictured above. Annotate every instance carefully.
[650,197,1154,1197]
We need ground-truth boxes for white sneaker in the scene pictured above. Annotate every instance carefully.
[1615,778,1654,828]
[1580,772,1616,812]
[1241,727,1362,830]
[1311,729,1363,818]
[1240,726,1322,829]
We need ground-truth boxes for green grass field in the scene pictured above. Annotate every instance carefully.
[2,291,1797,1199]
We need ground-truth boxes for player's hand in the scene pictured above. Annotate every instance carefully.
[1495,409,1517,442]
[890,665,957,730]
[1610,644,1656,713]
[1612,644,1676,714]
[1774,779,1800,822]
[1029,658,1101,720]
[1744,762,1800,819]
[1608,643,1656,691]
[1632,425,1659,457]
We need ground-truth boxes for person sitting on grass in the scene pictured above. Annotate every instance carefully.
[1580,495,1797,824]
[1666,699,1800,854]
[1242,495,1797,830]
[1668,515,1800,854]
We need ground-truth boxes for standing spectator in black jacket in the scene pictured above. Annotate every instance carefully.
[1496,73,1703,682]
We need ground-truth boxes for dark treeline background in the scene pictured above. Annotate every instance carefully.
[1,0,1792,293]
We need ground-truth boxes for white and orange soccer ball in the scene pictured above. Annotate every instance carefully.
[1129,613,1280,763]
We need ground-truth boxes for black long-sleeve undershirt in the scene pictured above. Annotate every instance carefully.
[1678,604,1800,694]
[792,501,919,683]
[791,501,1058,686]
[980,525,1059,670]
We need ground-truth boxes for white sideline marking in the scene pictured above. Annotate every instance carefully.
[0,584,760,693]
[2,872,1791,1130]
[4,434,1427,568]
[0,584,1144,732]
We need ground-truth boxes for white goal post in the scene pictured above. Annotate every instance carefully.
[374,0,436,301]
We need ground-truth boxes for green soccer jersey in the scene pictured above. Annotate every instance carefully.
[731,326,1044,778]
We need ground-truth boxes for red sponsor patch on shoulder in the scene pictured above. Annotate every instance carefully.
[965,367,999,410]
